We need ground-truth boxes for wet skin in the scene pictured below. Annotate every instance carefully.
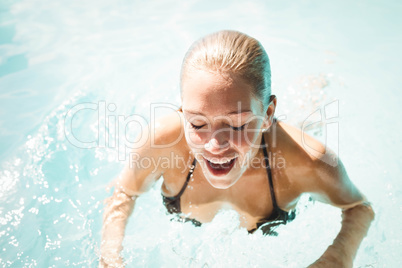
[117,70,364,231]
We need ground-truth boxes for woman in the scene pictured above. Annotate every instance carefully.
[99,30,374,267]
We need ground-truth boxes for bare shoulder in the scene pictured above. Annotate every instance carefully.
[269,120,327,180]
[275,121,326,160]
[272,120,363,207]
[152,110,186,147]
[128,110,186,160]
[151,111,194,190]
[112,111,188,197]
[138,110,190,172]
[151,110,192,168]
[267,120,331,203]
[276,120,338,180]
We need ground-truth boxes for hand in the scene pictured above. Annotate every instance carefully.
[307,256,350,268]
[307,246,352,268]
[98,255,125,268]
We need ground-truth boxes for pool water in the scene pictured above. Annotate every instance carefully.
[0,0,401,267]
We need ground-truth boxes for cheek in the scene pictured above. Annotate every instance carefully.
[185,129,208,148]
[229,131,257,154]
[241,132,259,146]
[236,122,262,146]
[246,129,260,145]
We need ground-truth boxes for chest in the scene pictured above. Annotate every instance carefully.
[165,163,277,230]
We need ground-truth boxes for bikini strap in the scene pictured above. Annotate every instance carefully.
[262,134,280,211]
[166,157,196,200]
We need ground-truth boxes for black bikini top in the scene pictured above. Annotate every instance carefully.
[162,134,296,235]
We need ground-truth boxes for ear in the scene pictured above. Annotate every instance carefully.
[262,95,277,130]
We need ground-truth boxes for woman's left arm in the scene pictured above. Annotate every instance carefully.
[305,156,375,268]
[308,202,374,268]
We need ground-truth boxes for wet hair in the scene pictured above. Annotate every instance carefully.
[180,30,271,109]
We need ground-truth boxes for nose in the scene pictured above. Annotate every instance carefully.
[204,131,230,154]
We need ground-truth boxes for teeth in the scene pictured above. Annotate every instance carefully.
[205,157,235,164]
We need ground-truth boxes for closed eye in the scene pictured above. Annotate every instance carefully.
[230,123,247,131]
[190,123,205,129]
[190,123,247,131]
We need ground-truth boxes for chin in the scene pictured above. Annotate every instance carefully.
[204,176,239,189]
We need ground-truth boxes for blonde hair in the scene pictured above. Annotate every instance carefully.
[180,30,271,108]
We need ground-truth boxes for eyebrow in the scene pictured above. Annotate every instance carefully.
[184,110,253,116]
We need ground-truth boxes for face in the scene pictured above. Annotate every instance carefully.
[181,69,274,189]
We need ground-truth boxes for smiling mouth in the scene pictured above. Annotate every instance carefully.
[204,157,237,176]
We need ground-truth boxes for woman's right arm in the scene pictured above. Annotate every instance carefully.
[99,111,184,267]
[99,128,165,267]
[99,187,136,267]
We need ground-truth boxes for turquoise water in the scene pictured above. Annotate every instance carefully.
[0,0,401,267]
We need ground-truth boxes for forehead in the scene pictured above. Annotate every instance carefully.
[181,69,260,116]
